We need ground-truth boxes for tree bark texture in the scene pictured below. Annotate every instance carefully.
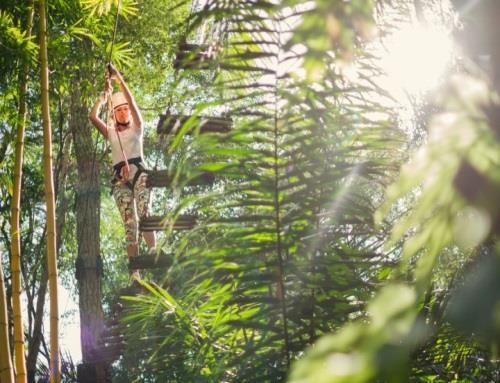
[10,2,34,382]
[0,260,15,383]
[69,77,107,383]
[39,0,60,382]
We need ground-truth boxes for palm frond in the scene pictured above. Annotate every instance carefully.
[118,1,404,381]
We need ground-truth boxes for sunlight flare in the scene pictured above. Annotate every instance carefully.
[380,23,453,94]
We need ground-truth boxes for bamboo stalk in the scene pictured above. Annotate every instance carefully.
[10,2,34,382]
[39,0,60,382]
[0,260,15,383]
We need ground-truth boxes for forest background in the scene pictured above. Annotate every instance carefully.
[0,0,499,382]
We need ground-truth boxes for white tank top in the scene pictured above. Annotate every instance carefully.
[108,121,144,178]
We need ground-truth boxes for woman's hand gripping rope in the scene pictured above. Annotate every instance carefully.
[107,62,120,81]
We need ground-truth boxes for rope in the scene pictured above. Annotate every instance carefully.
[108,1,131,182]
[90,0,130,185]
[96,0,130,184]
[108,0,122,65]
[104,0,122,128]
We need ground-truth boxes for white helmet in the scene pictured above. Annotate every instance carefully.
[111,92,128,109]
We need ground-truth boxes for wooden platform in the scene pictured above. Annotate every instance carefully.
[139,214,197,232]
[157,114,232,135]
[146,169,215,188]
[128,254,172,270]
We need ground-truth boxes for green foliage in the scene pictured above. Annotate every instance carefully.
[286,0,375,80]
[290,284,418,383]
[377,74,499,290]
[115,0,189,106]
[2,0,498,381]
[80,0,138,18]
[115,1,404,381]
[0,9,38,67]
[289,3,500,383]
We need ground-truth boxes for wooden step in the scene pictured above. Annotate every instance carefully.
[128,254,172,270]
[157,114,232,135]
[146,169,215,188]
[139,214,197,232]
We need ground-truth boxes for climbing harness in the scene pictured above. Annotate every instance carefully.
[112,156,147,191]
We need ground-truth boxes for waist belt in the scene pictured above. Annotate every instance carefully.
[112,156,147,191]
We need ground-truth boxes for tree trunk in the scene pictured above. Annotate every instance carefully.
[39,0,60,382]
[0,260,15,383]
[26,266,48,383]
[70,76,107,383]
[10,2,34,382]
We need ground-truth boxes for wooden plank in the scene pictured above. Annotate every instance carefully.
[157,114,232,135]
[128,255,172,270]
[146,169,215,188]
[139,214,197,232]
[145,169,172,188]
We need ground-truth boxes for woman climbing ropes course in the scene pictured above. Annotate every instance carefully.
[89,63,157,281]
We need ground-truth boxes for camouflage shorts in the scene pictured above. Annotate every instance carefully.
[112,173,151,246]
